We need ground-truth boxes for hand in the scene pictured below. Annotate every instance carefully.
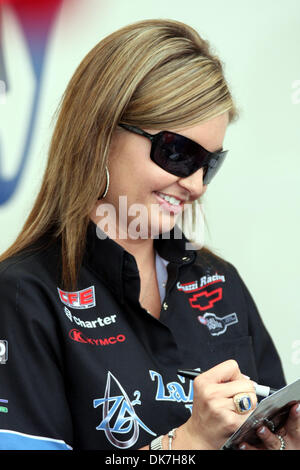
[174,360,257,450]
[239,402,300,450]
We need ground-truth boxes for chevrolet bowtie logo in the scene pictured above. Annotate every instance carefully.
[188,288,222,311]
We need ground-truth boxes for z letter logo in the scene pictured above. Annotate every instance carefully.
[94,372,156,449]
[57,286,96,309]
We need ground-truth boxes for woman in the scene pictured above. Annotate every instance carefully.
[0,19,298,451]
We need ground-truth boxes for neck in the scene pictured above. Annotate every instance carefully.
[90,205,156,270]
[116,233,156,269]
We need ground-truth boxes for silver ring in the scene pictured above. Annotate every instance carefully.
[276,434,286,450]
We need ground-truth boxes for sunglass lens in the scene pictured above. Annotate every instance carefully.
[150,131,227,184]
[151,132,207,177]
[202,151,228,184]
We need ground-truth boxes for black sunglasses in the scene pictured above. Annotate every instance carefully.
[119,123,228,184]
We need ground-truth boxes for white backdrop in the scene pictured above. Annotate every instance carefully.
[1,0,300,382]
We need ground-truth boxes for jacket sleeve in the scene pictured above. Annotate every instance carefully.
[0,266,73,450]
[231,265,286,390]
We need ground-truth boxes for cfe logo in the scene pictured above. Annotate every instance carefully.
[57,286,96,309]
[0,340,8,364]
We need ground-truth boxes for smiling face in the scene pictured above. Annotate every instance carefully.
[95,112,229,240]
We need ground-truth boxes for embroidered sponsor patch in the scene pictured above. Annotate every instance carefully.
[0,399,8,414]
[93,371,156,449]
[64,307,117,328]
[177,273,225,293]
[57,286,96,309]
[189,288,223,311]
[149,370,194,413]
[177,273,225,312]
[68,329,126,346]
[0,340,8,364]
[197,312,238,336]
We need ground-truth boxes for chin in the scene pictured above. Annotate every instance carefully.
[149,213,177,239]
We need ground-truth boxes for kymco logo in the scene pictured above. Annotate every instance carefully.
[69,329,126,347]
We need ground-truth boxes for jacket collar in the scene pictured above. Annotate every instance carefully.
[84,220,197,303]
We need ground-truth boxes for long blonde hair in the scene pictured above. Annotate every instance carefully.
[0,19,239,289]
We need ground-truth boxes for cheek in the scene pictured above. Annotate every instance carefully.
[109,148,178,201]
[145,165,179,192]
[129,164,178,196]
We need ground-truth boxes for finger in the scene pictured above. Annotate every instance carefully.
[204,398,252,434]
[206,397,250,415]
[215,379,257,398]
[197,360,242,385]
[200,380,257,414]
[284,402,300,435]
[256,426,282,450]
[238,442,260,450]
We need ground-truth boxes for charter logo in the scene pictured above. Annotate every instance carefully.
[58,286,96,309]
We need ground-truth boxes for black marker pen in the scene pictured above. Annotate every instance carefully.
[177,369,278,398]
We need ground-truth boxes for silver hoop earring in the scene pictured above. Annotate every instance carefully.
[99,166,109,199]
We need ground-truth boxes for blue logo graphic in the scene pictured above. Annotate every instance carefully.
[94,371,156,449]
[149,370,194,412]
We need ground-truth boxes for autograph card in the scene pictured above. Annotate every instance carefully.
[221,379,300,450]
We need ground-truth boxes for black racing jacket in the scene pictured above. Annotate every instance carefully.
[0,222,286,450]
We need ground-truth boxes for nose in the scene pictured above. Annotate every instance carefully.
[177,168,207,200]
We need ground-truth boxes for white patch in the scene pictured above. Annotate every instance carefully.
[198,312,238,336]
[0,340,8,364]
